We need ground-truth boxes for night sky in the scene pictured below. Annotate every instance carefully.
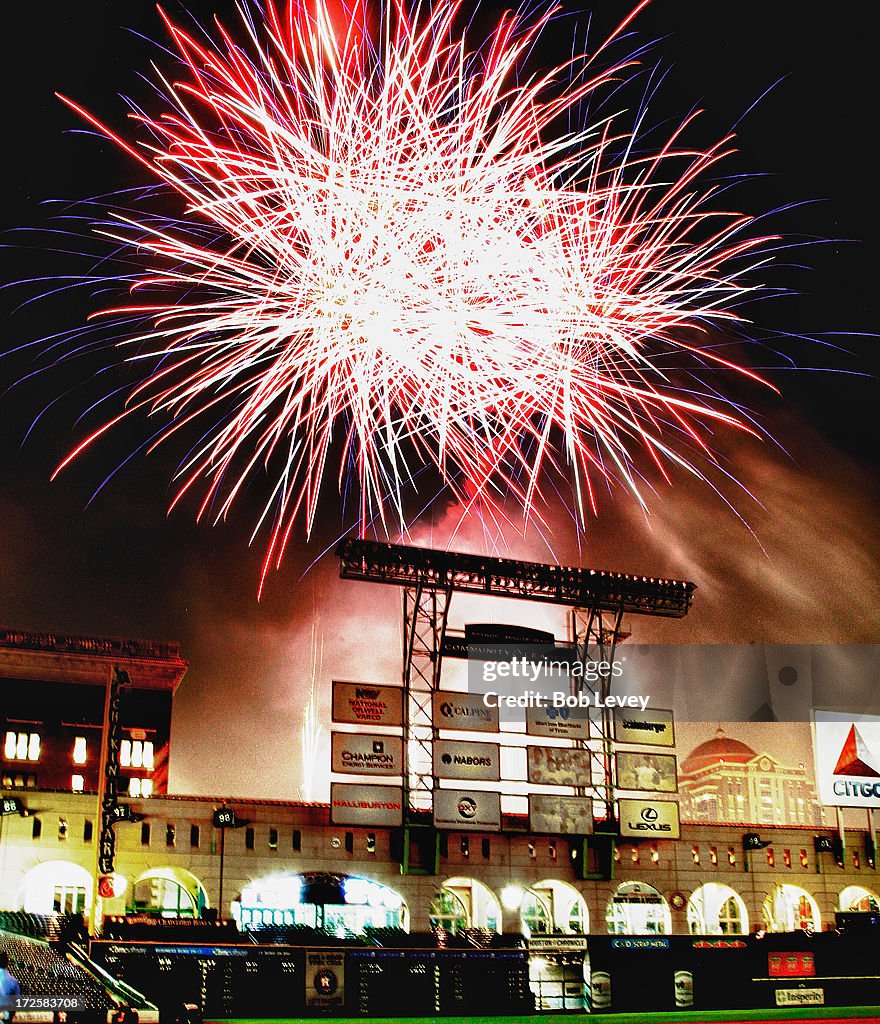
[0,1,877,799]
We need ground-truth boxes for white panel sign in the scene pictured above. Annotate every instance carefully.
[331,732,403,776]
[434,740,501,781]
[813,710,880,808]
[434,789,502,831]
[614,708,675,747]
[527,746,591,786]
[526,703,590,740]
[529,795,593,835]
[433,691,499,733]
[615,751,678,793]
[332,681,404,727]
[329,783,404,826]
[618,798,681,839]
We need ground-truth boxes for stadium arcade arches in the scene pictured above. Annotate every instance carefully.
[686,883,748,935]
[131,867,208,918]
[762,884,821,932]
[232,872,408,935]
[606,881,671,935]
[19,860,92,915]
[839,885,880,913]
[520,879,589,935]
[429,877,501,935]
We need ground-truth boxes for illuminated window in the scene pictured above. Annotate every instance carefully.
[131,742,143,768]
[269,828,278,850]
[767,848,775,867]
[121,739,154,771]
[800,849,809,868]
[728,847,737,866]
[71,774,84,793]
[651,847,660,863]
[709,846,718,865]
[5,731,40,762]
[692,846,700,865]
[73,737,87,765]
[120,740,132,767]
[143,742,154,769]
[783,849,792,868]
[141,779,153,798]
[129,777,141,797]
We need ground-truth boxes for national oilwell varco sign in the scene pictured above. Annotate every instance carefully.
[813,710,880,808]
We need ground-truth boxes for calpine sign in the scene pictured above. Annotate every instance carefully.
[813,710,880,808]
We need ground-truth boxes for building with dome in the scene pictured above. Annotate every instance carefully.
[678,728,822,827]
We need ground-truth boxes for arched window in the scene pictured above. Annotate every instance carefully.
[686,884,747,935]
[606,882,671,935]
[762,885,821,932]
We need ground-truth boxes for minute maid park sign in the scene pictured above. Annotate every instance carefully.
[813,711,880,808]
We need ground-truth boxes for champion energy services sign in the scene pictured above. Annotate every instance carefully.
[813,710,880,808]
[331,733,403,776]
[433,740,501,781]
[330,783,404,826]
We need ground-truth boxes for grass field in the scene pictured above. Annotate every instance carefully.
[213,1008,880,1024]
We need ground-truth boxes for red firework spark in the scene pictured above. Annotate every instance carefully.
[53,0,776,591]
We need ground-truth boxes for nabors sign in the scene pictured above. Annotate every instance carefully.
[433,740,500,781]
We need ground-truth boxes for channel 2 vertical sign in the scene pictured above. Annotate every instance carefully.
[98,668,128,875]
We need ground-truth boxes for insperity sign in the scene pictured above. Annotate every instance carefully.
[813,710,880,808]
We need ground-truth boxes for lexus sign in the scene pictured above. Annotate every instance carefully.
[618,798,681,839]
[813,710,880,808]
[433,740,500,781]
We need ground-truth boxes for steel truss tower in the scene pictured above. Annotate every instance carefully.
[338,539,695,823]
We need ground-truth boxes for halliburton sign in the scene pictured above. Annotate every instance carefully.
[329,783,404,826]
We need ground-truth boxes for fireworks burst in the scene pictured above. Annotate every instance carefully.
[53,0,775,589]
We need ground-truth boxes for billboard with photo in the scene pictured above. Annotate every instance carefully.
[331,732,403,776]
[614,707,675,747]
[433,691,499,733]
[332,681,404,727]
[618,798,681,839]
[527,745,592,787]
[528,794,594,835]
[329,783,404,826]
[433,739,501,781]
[812,710,880,808]
[434,789,502,831]
[526,703,590,740]
[615,751,678,793]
